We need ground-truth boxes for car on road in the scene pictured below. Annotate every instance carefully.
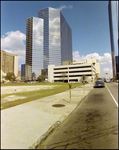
[97,78,103,81]
[94,80,105,88]
[106,79,110,83]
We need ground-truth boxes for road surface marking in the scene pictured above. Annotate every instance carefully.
[105,84,118,107]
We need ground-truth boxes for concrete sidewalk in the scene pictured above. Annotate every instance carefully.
[1,84,93,149]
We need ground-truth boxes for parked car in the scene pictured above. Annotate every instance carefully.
[94,80,105,88]
[97,78,103,81]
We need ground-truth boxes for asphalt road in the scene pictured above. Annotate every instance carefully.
[105,82,118,104]
[37,83,118,149]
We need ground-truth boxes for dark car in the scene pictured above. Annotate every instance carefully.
[97,78,103,81]
[94,80,105,88]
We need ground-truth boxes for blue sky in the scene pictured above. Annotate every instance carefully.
[1,1,113,78]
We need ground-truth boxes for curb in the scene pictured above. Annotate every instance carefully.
[29,109,75,149]
[29,86,93,149]
[29,104,78,149]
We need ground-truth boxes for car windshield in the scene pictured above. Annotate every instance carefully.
[97,78,102,80]
[96,81,104,84]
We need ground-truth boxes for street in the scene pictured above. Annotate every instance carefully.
[106,82,118,104]
[37,83,118,149]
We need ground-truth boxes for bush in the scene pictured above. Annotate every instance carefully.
[5,72,16,81]
[37,75,45,82]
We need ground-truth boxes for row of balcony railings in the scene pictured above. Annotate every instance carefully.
[54,66,92,70]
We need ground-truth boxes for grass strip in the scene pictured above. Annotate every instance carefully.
[1,83,84,110]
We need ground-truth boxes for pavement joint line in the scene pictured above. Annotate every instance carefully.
[105,84,118,107]
[29,85,93,149]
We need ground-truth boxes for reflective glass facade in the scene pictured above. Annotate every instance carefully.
[21,64,25,77]
[60,12,72,63]
[26,7,72,80]
[38,8,49,69]
[32,17,44,79]
[49,8,61,66]
[38,7,72,67]
[108,1,118,77]
[25,17,44,80]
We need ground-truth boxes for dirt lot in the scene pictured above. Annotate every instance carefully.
[1,85,58,103]
[1,85,58,95]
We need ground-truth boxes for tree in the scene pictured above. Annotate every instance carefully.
[37,75,45,82]
[5,72,16,81]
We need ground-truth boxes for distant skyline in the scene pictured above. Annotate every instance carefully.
[1,1,113,78]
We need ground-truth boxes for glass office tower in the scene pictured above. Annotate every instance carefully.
[26,7,72,81]
[21,64,25,79]
[25,17,44,80]
[38,7,72,67]
[108,1,118,77]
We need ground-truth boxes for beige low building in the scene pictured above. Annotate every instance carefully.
[72,58,100,78]
[85,58,100,78]
[48,58,100,83]
[1,50,18,82]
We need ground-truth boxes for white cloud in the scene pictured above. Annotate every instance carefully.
[1,30,26,50]
[73,51,113,78]
[57,5,73,11]
[1,30,26,70]
[103,68,112,72]
[102,68,112,78]
[73,51,112,66]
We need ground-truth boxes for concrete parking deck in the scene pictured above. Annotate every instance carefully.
[1,84,93,149]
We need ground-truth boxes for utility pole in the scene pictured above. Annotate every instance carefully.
[83,75,85,94]
[69,83,71,103]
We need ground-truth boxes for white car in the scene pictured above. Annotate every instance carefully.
[106,79,110,83]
